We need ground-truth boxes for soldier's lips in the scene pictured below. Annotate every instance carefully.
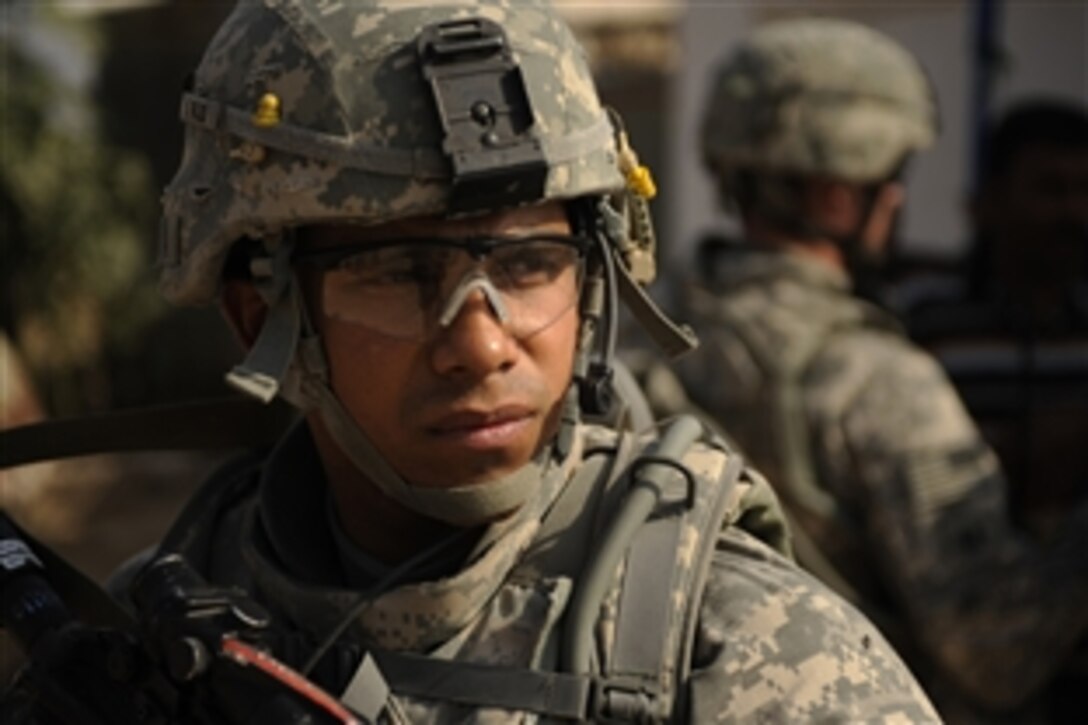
[425,407,536,449]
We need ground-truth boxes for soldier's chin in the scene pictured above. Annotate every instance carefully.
[403,447,535,490]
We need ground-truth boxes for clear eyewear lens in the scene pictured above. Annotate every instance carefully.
[315,238,585,340]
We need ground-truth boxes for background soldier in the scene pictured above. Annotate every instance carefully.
[904,98,1088,535]
[2,1,936,723]
[674,17,1088,723]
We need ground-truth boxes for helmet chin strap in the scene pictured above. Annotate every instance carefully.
[226,235,568,527]
[572,197,699,417]
[305,380,550,527]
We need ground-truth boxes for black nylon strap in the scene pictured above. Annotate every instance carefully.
[0,397,295,469]
[372,650,593,720]
[2,513,136,633]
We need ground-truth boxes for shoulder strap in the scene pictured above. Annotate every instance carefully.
[716,304,842,520]
[510,425,639,584]
[595,420,744,723]
[715,302,874,608]
[0,397,295,470]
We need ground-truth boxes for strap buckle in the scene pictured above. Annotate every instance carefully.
[179,92,223,130]
[417,17,548,213]
[592,678,665,724]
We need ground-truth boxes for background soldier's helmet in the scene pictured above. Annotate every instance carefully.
[700,17,939,187]
[159,0,624,305]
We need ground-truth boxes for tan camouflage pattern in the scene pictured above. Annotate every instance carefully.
[674,247,1088,719]
[160,0,624,305]
[701,17,937,184]
[161,419,938,722]
[354,427,584,653]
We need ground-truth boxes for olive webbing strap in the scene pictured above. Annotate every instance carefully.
[714,304,866,607]
[0,397,296,469]
[369,650,594,721]
[607,436,745,722]
[510,427,638,584]
[608,485,688,681]
[715,304,839,520]
[674,451,746,688]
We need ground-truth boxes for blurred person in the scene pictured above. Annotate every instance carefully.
[1,2,937,723]
[964,99,1088,333]
[672,17,1088,724]
[905,99,1088,532]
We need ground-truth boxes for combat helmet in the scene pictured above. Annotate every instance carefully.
[701,17,938,194]
[158,0,694,525]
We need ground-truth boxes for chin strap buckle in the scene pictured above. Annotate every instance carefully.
[225,239,302,403]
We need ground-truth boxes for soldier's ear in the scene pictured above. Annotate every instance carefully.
[859,181,905,254]
[219,279,268,349]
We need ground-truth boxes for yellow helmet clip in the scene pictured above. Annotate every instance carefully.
[252,93,282,128]
[616,130,657,200]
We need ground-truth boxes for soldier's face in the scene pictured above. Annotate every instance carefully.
[982,145,1088,286]
[301,202,580,490]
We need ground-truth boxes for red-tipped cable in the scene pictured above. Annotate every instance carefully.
[221,636,362,725]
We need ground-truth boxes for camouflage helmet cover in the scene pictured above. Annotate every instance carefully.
[700,17,939,185]
[160,0,624,305]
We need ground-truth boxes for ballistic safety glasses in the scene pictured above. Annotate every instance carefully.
[293,235,592,341]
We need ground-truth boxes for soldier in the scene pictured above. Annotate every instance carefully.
[676,17,1088,724]
[1,2,939,723]
[905,99,1088,534]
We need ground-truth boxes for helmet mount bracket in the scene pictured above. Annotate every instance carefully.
[418,17,548,214]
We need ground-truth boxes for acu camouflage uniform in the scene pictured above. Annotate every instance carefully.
[681,17,1088,723]
[140,3,938,722]
[676,244,1088,720]
[155,417,936,723]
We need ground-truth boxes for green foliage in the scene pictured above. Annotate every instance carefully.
[1,9,162,412]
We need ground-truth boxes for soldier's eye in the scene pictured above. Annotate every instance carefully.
[491,242,577,288]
